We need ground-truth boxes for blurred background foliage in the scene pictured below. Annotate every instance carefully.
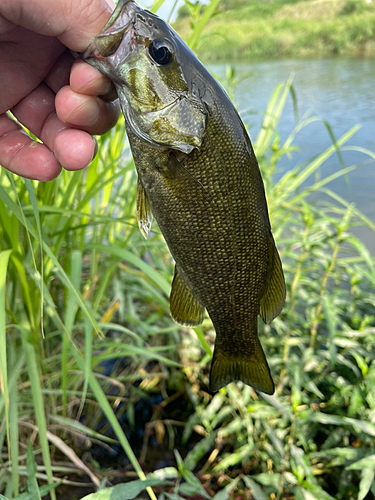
[174,0,375,60]
[0,0,375,499]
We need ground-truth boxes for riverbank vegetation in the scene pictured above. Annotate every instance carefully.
[1,1,375,500]
[175,0,375,61]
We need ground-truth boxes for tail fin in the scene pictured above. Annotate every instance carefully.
[209,339,274,394]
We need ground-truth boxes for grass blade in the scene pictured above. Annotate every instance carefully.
[26,442,41,500]
[20,331,56,500]
[80,479,169,500]
[9,340,19,497]
[188,0,221,51]
[62,250,82,415]
[255,75,294,158]
[150,0,166,14]
[194,326,213,357]
[70,348,158,500]
[274,125,360,204]
[90,244,170,295]
[25,179,45,337]
[0,249,12,474]
[0,185,101,335]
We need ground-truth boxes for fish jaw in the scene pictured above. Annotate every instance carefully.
[81,0,138,82]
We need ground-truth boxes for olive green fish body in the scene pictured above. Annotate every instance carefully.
[82,0,286,394]
[129,95,279,394]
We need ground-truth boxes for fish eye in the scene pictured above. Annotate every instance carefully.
[148,38,173,65]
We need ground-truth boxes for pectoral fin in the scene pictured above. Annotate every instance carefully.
[170,267,205,326]
[162,151,211,208]
[260,236,286,324]
[136,178,152,239]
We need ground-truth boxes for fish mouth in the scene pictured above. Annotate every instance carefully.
[81,0,138,73]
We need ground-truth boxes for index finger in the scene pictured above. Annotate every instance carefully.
[70,58,117,100]
[0,0,116,51]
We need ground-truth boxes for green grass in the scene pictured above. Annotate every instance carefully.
[1,1,375,499]
[175,0,375,61]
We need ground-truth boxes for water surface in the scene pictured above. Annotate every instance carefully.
[210,59,375,251]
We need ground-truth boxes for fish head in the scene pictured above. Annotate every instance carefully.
[82,0,207,154]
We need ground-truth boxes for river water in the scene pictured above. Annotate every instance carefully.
[209,59,375,252]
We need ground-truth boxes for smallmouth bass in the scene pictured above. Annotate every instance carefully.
[82,0,286,394]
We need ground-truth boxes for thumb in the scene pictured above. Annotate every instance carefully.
[0,0,115,51]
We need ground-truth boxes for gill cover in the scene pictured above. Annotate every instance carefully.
[82,0,207,154]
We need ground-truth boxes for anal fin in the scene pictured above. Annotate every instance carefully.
[260,235,286,324]
[136,177,152,239]
[170,267,205,326]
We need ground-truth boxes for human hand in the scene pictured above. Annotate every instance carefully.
[0,0,120,181]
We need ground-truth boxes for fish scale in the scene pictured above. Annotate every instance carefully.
[82,0,286,394]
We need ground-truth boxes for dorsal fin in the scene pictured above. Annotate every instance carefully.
[260,235,286,324]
